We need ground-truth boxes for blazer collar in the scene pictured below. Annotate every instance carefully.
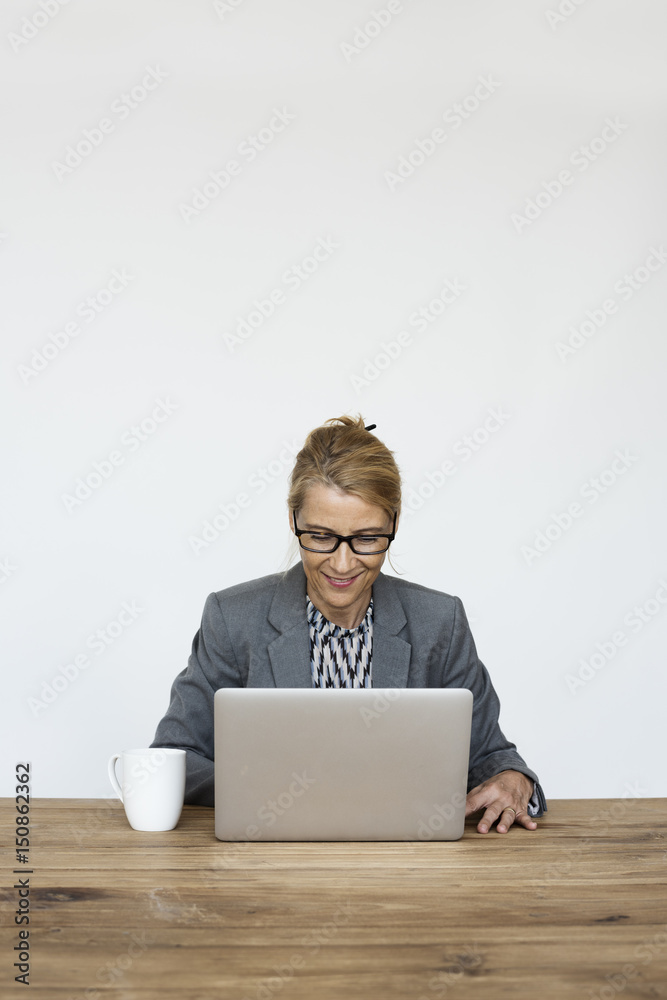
[267,563,310,687]
[268,562,308,633]
[267,563,410,689]
[372,571,407,635]
[268,564,407,635]
[370,571,411,688]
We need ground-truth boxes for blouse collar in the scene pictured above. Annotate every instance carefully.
[306,596,374,639]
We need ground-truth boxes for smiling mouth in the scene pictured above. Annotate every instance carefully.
[324,574,359,587]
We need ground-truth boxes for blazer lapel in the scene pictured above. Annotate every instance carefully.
[371,627,412,688]
[265,564,412,689]
[267,563,312,688]
[370,572,412,689]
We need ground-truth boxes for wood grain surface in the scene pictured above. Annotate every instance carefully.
[2,797,666,999]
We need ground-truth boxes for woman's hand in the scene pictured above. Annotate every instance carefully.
[465,769,538,834]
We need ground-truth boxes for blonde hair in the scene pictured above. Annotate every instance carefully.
[287,415,402,519]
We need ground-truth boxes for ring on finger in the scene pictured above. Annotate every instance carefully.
[504,807,516,817]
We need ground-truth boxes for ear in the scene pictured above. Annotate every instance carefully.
[288,510,295,534]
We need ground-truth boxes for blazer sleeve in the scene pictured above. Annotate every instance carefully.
[150,592,243,807]
[441,597,547,816]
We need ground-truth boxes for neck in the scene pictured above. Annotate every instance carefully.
[309,596,369,630]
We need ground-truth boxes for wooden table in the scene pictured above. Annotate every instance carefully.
[2,798,666,998]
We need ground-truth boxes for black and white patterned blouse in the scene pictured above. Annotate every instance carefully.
[307,596,373,688]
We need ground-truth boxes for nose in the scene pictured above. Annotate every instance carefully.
[326,541,356,575]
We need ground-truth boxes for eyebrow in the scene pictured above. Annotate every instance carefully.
[302,523,388,533]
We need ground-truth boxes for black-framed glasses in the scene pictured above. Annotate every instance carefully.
[292,510,397,555]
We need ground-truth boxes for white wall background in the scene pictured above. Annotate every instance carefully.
[2,0,666,801]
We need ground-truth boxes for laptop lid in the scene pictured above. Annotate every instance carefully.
[214,688,472,842]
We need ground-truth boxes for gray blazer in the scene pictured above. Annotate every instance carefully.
[151,563,546,813]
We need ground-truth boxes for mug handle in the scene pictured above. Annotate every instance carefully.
[108,754,124,802]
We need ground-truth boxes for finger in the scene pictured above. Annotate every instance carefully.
[476,805,503,834]
[513,809,538,831]
[465,794,485,818]
[465,787,492,817]
[466,785,502,816]
[496,807,517,834]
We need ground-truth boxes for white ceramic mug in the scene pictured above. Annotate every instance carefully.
[108,747,186,831]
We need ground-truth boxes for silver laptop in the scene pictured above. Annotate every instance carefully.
[214,688,472,842]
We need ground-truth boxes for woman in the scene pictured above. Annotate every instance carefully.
[151,415,546,833]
